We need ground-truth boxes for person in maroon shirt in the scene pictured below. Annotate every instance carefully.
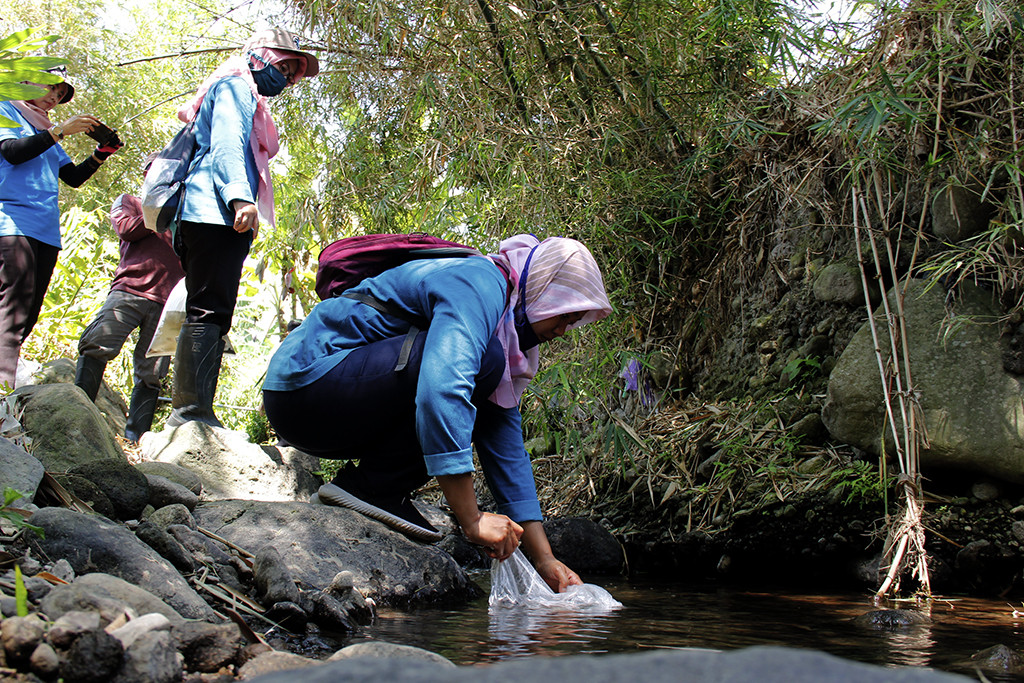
[74,164,185,443]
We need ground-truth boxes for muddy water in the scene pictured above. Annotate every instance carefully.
[338,575,1024,680]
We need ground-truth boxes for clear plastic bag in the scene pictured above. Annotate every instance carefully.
[489,549,623,610]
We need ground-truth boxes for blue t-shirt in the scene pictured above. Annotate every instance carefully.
[0,101,72,248]
[264,256,544,521]
[179,76,259,227]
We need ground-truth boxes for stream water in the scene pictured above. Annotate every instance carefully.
[329,574,1024,680]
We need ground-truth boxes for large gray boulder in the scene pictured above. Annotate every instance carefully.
[245,645,969,682]
[822,279,1024,483]
[11,383,124,471]
[140,423,320,501]
[27,507,215,621]
[192,499,478,607]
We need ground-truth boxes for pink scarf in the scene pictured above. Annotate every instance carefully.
[178,54,280,227]
[11,100,53,132]
[487,235,613,408]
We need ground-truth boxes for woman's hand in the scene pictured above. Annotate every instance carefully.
[231,201,259,234]
[534,557,582,593]
[519,520,582,592]
[463,512,523,561]
[58,114,100,137]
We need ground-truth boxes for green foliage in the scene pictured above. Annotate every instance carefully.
[827,459,892,506]
[244,409,272,445]
[781,355,822,383]
[14,565,27,617]
[0,26,66,114]
[2,487,44,539]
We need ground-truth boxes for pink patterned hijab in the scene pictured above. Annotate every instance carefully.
[177,46,303,227]
[487,235,612,408]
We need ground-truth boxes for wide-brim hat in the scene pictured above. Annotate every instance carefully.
[243,28,320,79]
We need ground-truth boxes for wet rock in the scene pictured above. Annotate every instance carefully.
[67,460,149,521]
[969,644,1024,673]
[172,622,245,674]
[148,503,198,531]
[254,545,301,605]
[27,508,215,621]
[326,571,371,621]
[955,539,1018,595]
[328,641,456,666]
[307,591,356,632]
[852,609,930,630]
[60,628,123,683]
[265,601,308,632]
[112,630,182,683]
[144,473,199,511]
[135,520,196,573]
[543,518,625,574]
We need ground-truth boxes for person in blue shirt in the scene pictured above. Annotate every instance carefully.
[0,70,121,389]
[166,27,319,428]
[263,234,612,592]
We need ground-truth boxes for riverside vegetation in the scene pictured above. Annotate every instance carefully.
[0,0,1024,678]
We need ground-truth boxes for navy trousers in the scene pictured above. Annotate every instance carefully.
[263,331,505,496]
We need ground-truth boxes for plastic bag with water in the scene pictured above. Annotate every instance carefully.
[489,549,623,610]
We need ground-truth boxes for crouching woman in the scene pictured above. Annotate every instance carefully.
[262,234,612,591]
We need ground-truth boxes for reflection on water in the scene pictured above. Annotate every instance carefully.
[340,574,1024,680]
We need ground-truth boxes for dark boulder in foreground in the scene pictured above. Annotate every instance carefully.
[245,645,970,683]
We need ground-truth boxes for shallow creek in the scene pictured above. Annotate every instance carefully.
[328,574,1024,680]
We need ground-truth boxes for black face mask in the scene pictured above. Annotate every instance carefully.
[248,51,289,97]
[251,63,288,96]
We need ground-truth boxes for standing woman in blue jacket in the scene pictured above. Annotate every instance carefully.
[168,28,318,427]
[263,234,612,592]
[0,69,121,389]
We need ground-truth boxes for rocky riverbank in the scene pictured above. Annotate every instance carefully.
[0,360,1021,681]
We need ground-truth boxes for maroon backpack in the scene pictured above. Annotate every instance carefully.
[315,233,481,300]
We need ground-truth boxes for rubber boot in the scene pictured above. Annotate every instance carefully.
[74,355,107,402]
[124,383,160,443]
[167,323,224,428]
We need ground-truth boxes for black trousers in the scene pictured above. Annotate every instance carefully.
[174,221,251,334]
[0,235,60,387]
